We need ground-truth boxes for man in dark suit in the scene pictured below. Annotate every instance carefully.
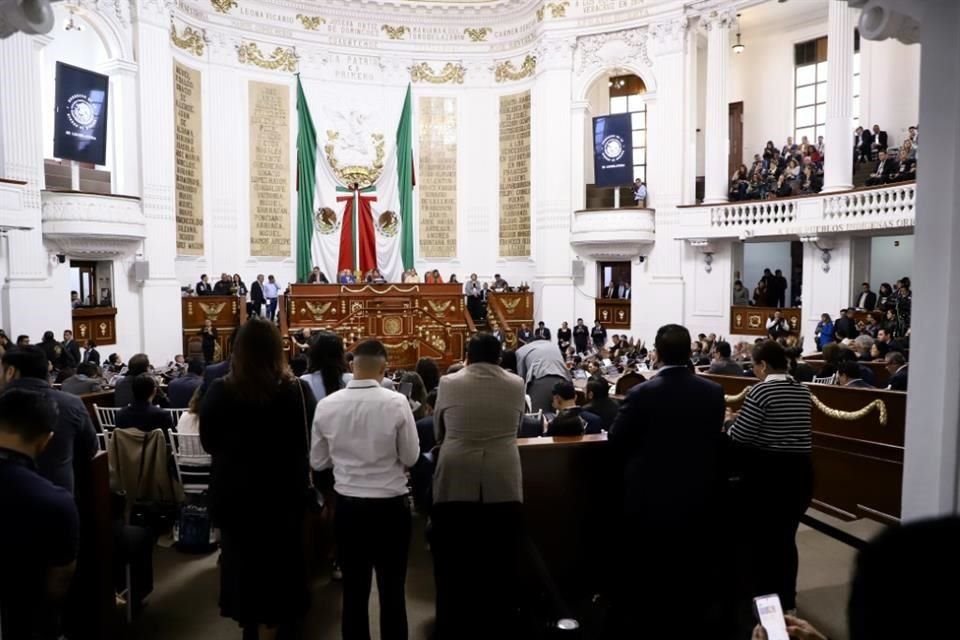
[871,124,888,155]
[855,126,874,163]
[834,308,860,340]
[115,374,174,435]
[195,274,213,296]
[546,381,602,436]
[61,330,81,366]
[606,324,726,637]
[866,150,898,186]
[82,340,100,366]
[167,359,204,408]
[771,269,789,308]
[838,361,875,388]
[534,321,551,341]
[854,282,877,310]
[516,324,533,347]
[582,378,620,430]
[604,281,619,299]
[249,274,266,317]
[885,352,908,391]
[573,318,589,354]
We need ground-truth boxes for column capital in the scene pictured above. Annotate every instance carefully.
[701,9,735,31]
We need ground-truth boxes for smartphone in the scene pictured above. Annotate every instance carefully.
[753,594,790,640]
[398,382,413,398]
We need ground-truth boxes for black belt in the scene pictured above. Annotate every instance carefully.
[336,493,407,504]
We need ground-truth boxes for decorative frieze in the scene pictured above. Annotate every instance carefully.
[170,22,206,57]
[464,27,492,42]
[537,1,570,22]
[296,14,325,31]
[409,62,466,85]
[494,55,537,83]
[382,25,410,40]
[236,42,298,72]
[210,0,236,15]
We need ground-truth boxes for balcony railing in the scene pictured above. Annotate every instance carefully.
[677,181,916,240]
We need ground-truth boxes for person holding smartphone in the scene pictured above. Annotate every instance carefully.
[727,340,813,619]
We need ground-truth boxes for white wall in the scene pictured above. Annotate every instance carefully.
[743,240,792,305]
[860,38,921,146]
[870,234,914,287]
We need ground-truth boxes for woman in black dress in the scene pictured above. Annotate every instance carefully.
[557,321,572,354]
[199,319,317,640]
[200,319,218,363]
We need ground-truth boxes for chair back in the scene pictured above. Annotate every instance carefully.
[107,428,184,506]
[615,372,646,396]
[93,404,120,431]
[812,373,837,385]
[166,408,187,425]
[166,431,211,494]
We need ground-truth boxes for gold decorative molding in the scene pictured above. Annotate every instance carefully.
[324,131,385,188]
[724,384,889,426]
[302,301,333,320]
[381,25,410,40]
[170,23,206,57]
[427,300,452,315]
[296,14,325,31]
[210,0,237,14]
[409,62,466,85]
[537,0,569,21]
[494,55,536,82]
[236,42,299,72]
[464,27,491,42]
[198,301,226,320]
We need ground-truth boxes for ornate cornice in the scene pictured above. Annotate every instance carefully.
[536,1,570,22]
[296,14,325,31]
[409,62,466,85]
[236,42,299,72]
[170,22,206,57]
[210,0,236,15]
[494,55,536,83]
[576,27,650,73]
[464,27,492,42]
[381,25,410,40]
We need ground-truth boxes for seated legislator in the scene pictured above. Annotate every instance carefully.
[709,341,745,376]
[338,269,357,284]
[545,381,603,436]
[60,362,105,395]
[838,360,875,388]
[582,378,620,431]
[116,374,174,435]
[606,324,726,637]
[885,351,908,391]
[307,266,329,284]
[0,389,80,640]
[167,359,204,409]
[431,333,526,638]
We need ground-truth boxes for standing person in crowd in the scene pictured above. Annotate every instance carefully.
[834,307,860,341]
[232,274,247,298]
[200,319,219,364]
[0,347,97,494]
[82,340,100,366]
[632,178,647,206]
[877,282,893,309]
[263,275,280,321]
[199,319,317,640]
[299,331,347,402]
[766,310,791,340]
[311,340,419,640]
[727,340,813,621]
[431,333,527,639]
[814,313,835,350]
[250,274,266,317]
[516,323,533,347]
[61,330,81,366]
[573,318,589,355]
[534,321,551,341]
[772,269,789,307]
[516,336,571,414]
[753,280,768,307]
[732,280,750,306]
[168,359,204,409]
[213,273,233,295]
[854,282,877,310]
[464,273,483,322]
[557,321,572,354]
[196,273,212,296]
[591,320,607,351]
[606,324,726,638]
[0,389,80,640]
[415,357,440,394]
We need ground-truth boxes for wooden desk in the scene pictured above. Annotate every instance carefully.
[702,373,905,523]
[180,296,246,361]
[730,305,802,336]
[73,307,118,346]
[595,298,630,329]
[281,283,474,369]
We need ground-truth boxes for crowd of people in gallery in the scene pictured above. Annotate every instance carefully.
[728,124,918,201]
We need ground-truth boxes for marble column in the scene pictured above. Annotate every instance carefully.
[900,0,960,520]
[97,59,141,197]
[532,36,576,332]
[702,11,731,205]
[821,1,856,193]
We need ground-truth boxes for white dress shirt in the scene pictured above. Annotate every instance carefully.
[310,379,419,498]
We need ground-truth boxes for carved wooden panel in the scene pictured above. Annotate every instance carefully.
[730,305,802,336]
[72,307,118,346]
[595,299,630,329]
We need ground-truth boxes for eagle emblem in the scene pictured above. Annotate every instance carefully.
[304,301,333,320]
[315,206,340,235]
[427,300,452,315]
[501,297,522,314]
[376,210,399,238]
[198,302,226,320]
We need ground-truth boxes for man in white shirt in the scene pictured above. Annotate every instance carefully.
[311,339,419,640]
[263,275,280,321]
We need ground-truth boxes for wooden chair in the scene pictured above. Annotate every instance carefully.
[615,371,646,396]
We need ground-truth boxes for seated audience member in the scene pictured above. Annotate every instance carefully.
[499,349,518,374]
[61,362,105,395]
[492,274,509,290]
[766,310,791,339]
[167,359,204,409]
[866,149,898,186]
[784,348,816,383]
[0,346,97,494]
[870,341,890,361]
[516,323,533,346]
[709,341,745,376]
[175,388,202,435]
[729,164,750,201]
[310,340,417,640]
[890,148,916,182]
[300,331,348,402]
[115,374,174,435]
[582,378,620,431]
[104,352,123,373]
[732,279,750,306]
[606,324,726,637]
[0,389,80,640]
[838,360,875,389]
[114,353,151,407]
[885,351,908,391]
[545,381,602,436]
[861,312,881,338]
[415,357,441,394]
[852,335,876,361]
[728,341,813,618]
[431,333,526,637]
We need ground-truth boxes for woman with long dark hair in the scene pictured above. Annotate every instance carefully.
[301,331,348,401]
[199,319,317,640]
[415,357,440,393]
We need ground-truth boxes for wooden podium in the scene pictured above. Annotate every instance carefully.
[180,295,247,361]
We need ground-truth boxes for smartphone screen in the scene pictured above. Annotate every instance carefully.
[753,594,790,640]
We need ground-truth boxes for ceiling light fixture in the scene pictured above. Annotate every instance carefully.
[732,14,745,54]
[64,6,83,32]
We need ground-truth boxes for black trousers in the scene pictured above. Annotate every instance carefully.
[335,494,411,640]
[431,502,523,640]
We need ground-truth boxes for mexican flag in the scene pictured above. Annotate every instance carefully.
[296,79,415,283]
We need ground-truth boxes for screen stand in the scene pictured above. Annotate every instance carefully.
[613,186,621,209]
[70,161,80,191]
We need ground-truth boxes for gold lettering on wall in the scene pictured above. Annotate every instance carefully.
[499,91,531,257]
[248,81,291,257]
[174,61,204,256]
[418,96,457,258]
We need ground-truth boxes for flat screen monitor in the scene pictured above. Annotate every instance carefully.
[53,61,109,165]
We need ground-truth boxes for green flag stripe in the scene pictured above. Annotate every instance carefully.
[295,75,317,284]
[396,84,415,270]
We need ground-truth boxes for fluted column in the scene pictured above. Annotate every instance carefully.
[821,1,856,193]
[703,11,731,205]
[98,59,141,197]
